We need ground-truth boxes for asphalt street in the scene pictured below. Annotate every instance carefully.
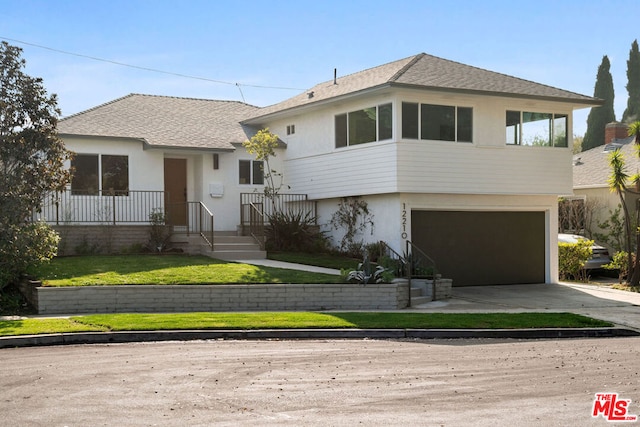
[1,337,639,426]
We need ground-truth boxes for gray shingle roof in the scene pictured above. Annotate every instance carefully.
[245,53,600,122]
[58,94,260,151]
[573,136,640,188]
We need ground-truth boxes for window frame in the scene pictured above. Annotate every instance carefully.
[401,101,473,143]
[334,103,393,148]
[239,159,264,185]
[70,153,129,196]
[506,110,568,148]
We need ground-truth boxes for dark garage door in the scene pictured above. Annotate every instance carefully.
[411,211,545,286]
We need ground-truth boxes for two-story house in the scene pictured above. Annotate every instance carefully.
[52,53,600,286]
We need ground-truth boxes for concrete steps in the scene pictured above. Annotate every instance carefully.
[411,286,432,306]
[170,231,266,260]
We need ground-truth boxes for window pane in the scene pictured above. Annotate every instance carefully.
[252,160,264,185]
[402,102,419,139]
[335,114,347,148]
[102,155,129,194]
[378,103,392,140]
[457,107,473,142]
[239,160,251,184]
[71,154,99,195]
[422,104,455,141]
[349,108,377,145]
[506,111,521,145]
[553,114,568,147]
[522,112,551,146]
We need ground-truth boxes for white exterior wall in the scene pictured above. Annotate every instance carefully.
[271,90,574,200]
[63,136,164,191]
[317,192,558,283]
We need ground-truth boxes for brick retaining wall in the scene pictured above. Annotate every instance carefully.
[29,282,410,314]
[53,225,151,255]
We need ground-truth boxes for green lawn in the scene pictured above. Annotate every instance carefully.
[30,255,340,286]
[268,252,360,271]
[0,312,613,337]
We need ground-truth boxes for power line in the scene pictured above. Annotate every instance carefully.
[0,36,305,91]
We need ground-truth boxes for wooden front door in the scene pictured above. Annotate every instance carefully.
[164,158,187,226]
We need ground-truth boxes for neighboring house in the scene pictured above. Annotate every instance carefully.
[51,52,599,286]
[572,122,640,248]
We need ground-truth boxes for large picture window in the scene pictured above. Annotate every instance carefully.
[402,102,472,142]
[239,160,264,185]
[71,154,129,195]
[335,103,393,148]
[506,111,567,147]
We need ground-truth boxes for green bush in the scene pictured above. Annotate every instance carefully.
[558,240,593,281]
[0,221,60,290]
[266,211,327,252]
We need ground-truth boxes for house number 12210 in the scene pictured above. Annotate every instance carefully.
[401,203,408,239]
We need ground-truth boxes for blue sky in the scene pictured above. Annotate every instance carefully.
[1,0,638,136]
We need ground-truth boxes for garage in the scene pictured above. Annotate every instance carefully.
[411,211,545,286]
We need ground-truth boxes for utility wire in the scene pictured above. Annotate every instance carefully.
[0,36,305,91]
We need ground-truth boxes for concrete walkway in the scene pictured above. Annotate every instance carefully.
[412,281,640,331]
[231,259,342,276]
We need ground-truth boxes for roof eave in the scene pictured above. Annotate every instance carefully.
[390,82,603,107]
[58,133,237,152]
[242,83,394,125]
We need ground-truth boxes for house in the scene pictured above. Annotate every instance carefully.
[572,122,640,248]
[50,52,600,286]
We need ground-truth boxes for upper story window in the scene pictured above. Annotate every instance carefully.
[71,154,129,195]
[506,111,567,147]
[239,160,264,185]
[402,102,472,142]
[286,124,295,135]
[335,103,392,148]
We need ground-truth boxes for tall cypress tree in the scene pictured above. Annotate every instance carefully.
[623,40,640,122]
[582,55,616,151]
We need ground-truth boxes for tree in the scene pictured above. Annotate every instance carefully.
[583,56,616,151]
[607,149,633,281]
[623,40,640,123]
[0,41,72,289]
[242,128,282,205]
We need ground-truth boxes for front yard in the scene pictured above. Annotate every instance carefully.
[30,254,341,286]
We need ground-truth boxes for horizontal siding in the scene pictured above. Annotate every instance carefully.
[285,142,398,198]
[397,141,572,195]
[287,140,572,199]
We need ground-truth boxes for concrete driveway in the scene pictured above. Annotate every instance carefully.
[413,282,640,331]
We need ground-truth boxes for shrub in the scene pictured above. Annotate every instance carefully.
[0,221,60,290]
[148,209,172,252]
[604,251,630,283]
[266,210,327,252]
[558,240,593,281]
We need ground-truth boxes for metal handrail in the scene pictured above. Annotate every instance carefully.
[406,240,439,304]
[248,202,266,249]
[186,202,214,250]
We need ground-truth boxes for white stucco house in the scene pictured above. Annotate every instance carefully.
[49,53,600,286]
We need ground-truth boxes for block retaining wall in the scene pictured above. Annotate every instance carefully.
[26,282,410,315]
[53,225,152,256]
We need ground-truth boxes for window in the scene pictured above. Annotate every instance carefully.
[239,160,264,185]
[71,154,129,195]
[335,103,393,148]
[101,155,129,193]
[71,154,99,195]
[286,124,295,135]
[402,102,472,142]
[506,111,567,147]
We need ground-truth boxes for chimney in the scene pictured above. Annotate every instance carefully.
[605,122,629,144]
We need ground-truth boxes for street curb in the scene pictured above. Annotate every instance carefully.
[0,327,638,349]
